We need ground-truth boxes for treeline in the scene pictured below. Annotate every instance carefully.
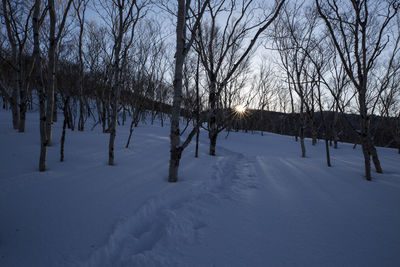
[230,110,400,151]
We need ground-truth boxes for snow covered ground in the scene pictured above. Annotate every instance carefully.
[0,110,400,267]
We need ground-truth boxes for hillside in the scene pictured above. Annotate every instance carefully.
[0,111,399,267]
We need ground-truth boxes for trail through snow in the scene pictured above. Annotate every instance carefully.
[1,111,400,266]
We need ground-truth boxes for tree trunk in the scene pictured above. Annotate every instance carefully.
[311,121,317,146]
[169,0,186,182]
[106,101,111,131]
[39,91,47,171]
[332,109,339,148]
[60,97,69,162]
[209,131,217,156]
[169,147,182,182]
[46,0,73,140]
[78,98,85,131]
[99,100,106,133]
[195,126,200,158]
[29,91,33,110]
[2,97,7,109]
[108,70,121,165]
[11,61,20,129]
[108,123,116,165]
[325,138,331,167]
[53,93,58,122]
[368,140,383,173]
[77,5,85,132]
[300,126,306,158]
[300,102,306,157]
[18,81,27,132]
[288,71,297,142]
[10,95,19,130]
[195,53,200,158]
[108,7,123,165]
[60,116,67,161]
[333,130,338,149]
[125,119,135,148]
[67,103,74,130]
[9,53,19,130]
[208,76,218,156]
[359,91,371,181]
[122,107,126,126]
[32,0,46,171]
[46,0,57,146]
[168,0,208,181]
[361,139,371,181]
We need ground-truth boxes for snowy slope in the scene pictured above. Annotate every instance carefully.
[0,111,399,267]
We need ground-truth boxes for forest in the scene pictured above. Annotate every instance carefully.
[1,1,400,266]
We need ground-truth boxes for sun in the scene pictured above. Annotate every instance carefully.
[234,104,246,114]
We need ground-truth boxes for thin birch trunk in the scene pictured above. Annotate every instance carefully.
[33,0,47,171]
[77,1,86,131]
[60,97,70,162]
[333,108,339,149]
[300,101,306,158]
[108,2,123,166]
[46,0,57,145]
[359,91,372,180]
[169,0,209,182]
[369,140,383,173]
[46,0,73,144]
[208,77,217,156]
[126,120,135,148]
[18,53,31,132]
[168,0,186,182]
[195,55,200,158]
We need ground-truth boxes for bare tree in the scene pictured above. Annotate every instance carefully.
[84,22,109,133]
[46,0,74,145]
[328,50,350,149]
[95,0,147,165]
[316,0,398,180]
[73,0,89,131]
[272,1,317,157]
[0,0,36,131]
[195,0,285,156]
[1,0,20,129]
[309,43,332,166]
[374,16,400,153]
[33,0,47,171]
[125,20,170,148]
[253,61,277,135]
[168,0,209,182]
[60,95,70,162]
[35,0,74,171]
[195,52,201,157]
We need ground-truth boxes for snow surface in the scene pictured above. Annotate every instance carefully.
[0,110,400,267]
